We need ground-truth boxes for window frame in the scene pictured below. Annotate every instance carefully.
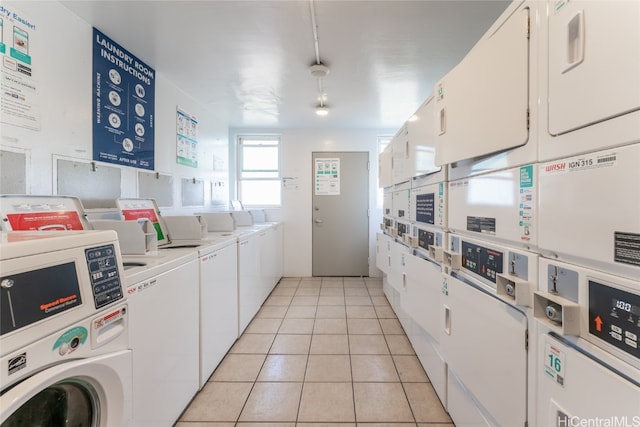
[236,135,282,207]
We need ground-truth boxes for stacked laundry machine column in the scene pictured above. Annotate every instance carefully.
[433,1,540,425]
[534,1,640,423]
[376,96,450,408]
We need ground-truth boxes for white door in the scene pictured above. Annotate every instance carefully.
[312,152,369,276]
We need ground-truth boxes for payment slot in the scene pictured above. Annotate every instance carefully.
[540,0,640,161]
[435,1,536,168]
[538,143,640,282]
[535,258,640,424]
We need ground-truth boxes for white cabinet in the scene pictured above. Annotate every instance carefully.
[199,241,238,387]
[434,5,531,166]
[541,0,640,160]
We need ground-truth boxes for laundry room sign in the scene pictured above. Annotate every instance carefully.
[92,28,155,170]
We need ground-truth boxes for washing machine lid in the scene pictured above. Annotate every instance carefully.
[0,195,91,232]
[116,198,170,246]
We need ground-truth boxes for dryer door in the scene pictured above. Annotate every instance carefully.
[0,350,131,426]
[548,1,640,136]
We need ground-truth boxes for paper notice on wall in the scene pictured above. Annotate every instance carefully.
[176,107,198,168]
[315,158,340,195]
[0,5,41,130]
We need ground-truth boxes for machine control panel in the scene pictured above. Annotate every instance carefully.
[397,222,409,237]
[589,280,640,360]
[85,244,123,309]
[461,241,503,283]
[418,229,435,251]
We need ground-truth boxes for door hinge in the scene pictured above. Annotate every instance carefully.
[367,208,370,218]
[526,108,530,130]
[367,161,370,171]
[526,16,530,39]
[525,330,529,351]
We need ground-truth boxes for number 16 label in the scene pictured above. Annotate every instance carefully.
[544,341,566,387]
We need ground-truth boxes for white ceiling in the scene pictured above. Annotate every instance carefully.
[62,0,510,131]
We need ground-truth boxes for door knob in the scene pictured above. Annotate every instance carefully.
[314,219,323,224]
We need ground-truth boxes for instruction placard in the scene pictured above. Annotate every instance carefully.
[0,4,41,130]
[315,158,340,195]
[93,28,155,170]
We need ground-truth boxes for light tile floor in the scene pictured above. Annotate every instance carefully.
[176,277,453,427]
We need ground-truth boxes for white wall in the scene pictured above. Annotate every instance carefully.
[230,128,394,278]
[1,1,396,278]
[1,1,228,209]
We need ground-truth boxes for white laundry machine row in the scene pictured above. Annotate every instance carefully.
[533,257,640,424]
[442,232,538,427]
[0,230,131,426]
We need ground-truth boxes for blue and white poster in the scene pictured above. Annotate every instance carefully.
[92,28,154,170]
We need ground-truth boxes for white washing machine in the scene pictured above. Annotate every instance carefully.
[195,235,238,388]
[442,233,538,427]
[399,173,449,407]
[0,230,131,426]
[534,258,640,424]
[123,248,199,427]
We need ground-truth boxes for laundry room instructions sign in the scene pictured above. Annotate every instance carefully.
[92,28,155,170]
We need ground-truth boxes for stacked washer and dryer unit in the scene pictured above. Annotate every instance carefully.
[534,0,640,424]
[378,1,640,425]
[377,95,450,409]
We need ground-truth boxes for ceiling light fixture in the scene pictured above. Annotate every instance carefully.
[308,0,332,117]
[315,105,329,116]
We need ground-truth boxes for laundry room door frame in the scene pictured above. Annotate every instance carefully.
[311,151,369,277]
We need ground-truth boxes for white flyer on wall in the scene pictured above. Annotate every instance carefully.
[0,4,40,130]
[315,158,340,195]
[176,107,198,168]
